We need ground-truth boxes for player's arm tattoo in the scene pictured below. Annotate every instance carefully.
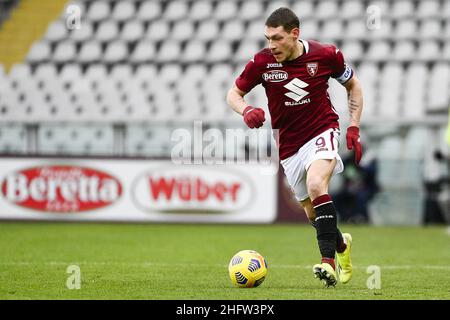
[349,98,359,122]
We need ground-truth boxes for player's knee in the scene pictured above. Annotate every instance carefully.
[300,200,316,223]
[306,176,326,199]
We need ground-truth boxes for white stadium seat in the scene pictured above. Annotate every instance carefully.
[403,63,427,118]
[87,1,110,22]
[239,1,264,21]
[196,20,219,41]
[136,1,161,21]
[103,41,128,63]
[392,41,415,61]
[234,40,261,63]
[130,41,156,63]
[315,1,338,20]
[96,20,119,42]
[340,0,364,19]
[419,20,441,39]
[366,41,391,61]
[207,40,232,63]
[27,41,51,63]
[428,63,450,111]
[146,20,170,42]
[70,20,93,42]
[77,40,102,63]
[213,1,238,21]
[391,0,415,19]
[222,20,245,41]
[156,40,181,63]
[121,21,145,42]
[394,19,417,40]
[320,19,344,41]
[417,40,440,61]
[417,0,441,18]
[182,40,206,63]
[189,1,213,21]
[53,40,76,63]
[291,1,314,19]
[44,20,68,42]
[171,20,195,41]
[340,41,364,62]
[164,0,188,21]
[344,19,368,40]
[111,1,135,22]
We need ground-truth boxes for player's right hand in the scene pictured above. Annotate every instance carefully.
[242,106,265,129]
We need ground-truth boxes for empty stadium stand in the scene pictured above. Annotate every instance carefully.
[0,0,448,163]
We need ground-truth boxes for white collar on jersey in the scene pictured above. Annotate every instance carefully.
[299,39,309,54]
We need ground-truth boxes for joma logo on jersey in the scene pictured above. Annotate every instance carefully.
[284,78,310,105]
[262,70,288,82]
[266,63,283,68]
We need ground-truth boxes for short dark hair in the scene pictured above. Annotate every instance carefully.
[265,7,300,32]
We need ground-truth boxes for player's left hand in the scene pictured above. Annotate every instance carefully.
[346,126,362,165]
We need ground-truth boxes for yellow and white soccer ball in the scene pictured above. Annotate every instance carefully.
[228,250,268,288]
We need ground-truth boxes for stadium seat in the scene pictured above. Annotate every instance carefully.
[416,0,440,18]
[403,63,427,118]
[417,40,440,61]
[44,20,68,43]
[394,19,417,40]
[320,19,344,41]
[442,1,450,19]
[239,1,264,21]
[189,0,213,21]
[26,41,51,63]
[52,40,77,63]
[315,1,338,20]
[87,1,110,22]
[267,1,292,17]
[300,20,319,40]
[196,20,219,41]
[182,40,206,63]
[130,41,155,63]
[291,1,315,19]
[77,40,102,63]
[369,19,392,40]
[247,19,265,40]
[344,19,368,40]
[428,62,450,112]
[156,40,181,63]
[146,20,170,42]
[206,40,232,63]
[222,20,245,41]
[164,0,188,21]
[341,41,363,62]
[340,0,364,19]
[70,20,93,43]
[171,20,195,41]
[392,40,416,61]
[442,41,450,60]
[34,63,58,82]
[103,40,128,64]
[391,0,415,19]
[234,40,261,63]
[111,1,135,22]
[366,41,391,61]
[158,64,183,84]
[419,20,441,39]
[96,20,119,42]
[136,1,161,21]
[213,1,238,22]
[378,63,403,117]
[121,21,145,42]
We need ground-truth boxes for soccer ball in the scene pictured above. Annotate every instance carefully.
[228,250,268,288]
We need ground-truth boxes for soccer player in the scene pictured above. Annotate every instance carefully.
[226,8,363,287]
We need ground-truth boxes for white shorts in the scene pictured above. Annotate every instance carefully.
[280,128,344,202]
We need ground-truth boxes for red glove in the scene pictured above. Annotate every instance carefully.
[242,106,265,129]
[346,126,362,165]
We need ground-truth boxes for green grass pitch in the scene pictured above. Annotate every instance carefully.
[0,222,449,300]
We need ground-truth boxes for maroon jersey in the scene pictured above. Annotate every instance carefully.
[235,39,353,160]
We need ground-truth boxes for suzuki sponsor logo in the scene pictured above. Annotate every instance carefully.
[284,78,310,105]
[132,167,253,213]
[1,166,122,212]
[262,70,288,83]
